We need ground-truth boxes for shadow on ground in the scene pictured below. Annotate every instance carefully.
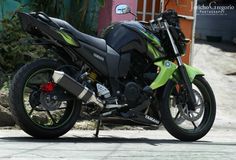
[195,40,236,53]
[1,136,235,147]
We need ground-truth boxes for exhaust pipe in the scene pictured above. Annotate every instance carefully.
[52,71,104,108]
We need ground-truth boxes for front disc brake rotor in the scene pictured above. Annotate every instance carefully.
[178,90,205,121]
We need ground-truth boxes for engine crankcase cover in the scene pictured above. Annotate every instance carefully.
[124,82,141,104]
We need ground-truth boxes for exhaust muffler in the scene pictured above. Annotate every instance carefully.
[52,71,104,108]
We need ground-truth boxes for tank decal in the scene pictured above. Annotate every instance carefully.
[147,43,162,59]
[140,30,161,47]
[56,30,78,46]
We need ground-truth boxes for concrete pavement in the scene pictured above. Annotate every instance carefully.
[193,41,236,130]
[0,128,235,160]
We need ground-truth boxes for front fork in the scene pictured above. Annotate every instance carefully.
[164,21,196,110]
[177,65,196,110]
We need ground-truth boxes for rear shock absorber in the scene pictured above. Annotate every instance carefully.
[88,71,97,82]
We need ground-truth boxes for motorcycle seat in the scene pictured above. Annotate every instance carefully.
[51,18,107,51]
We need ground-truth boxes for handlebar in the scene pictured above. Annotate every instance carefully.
[151,9,180,31]
[177,15,187,19]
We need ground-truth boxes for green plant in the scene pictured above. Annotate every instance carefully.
[29,0,65,18]
[0,0,105,89]
[0,17,45,82]
[29,0,105,35]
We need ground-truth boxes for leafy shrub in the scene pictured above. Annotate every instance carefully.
[0,17,45,87]
[30,0,104,35]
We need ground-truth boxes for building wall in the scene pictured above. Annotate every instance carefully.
[97,0,113,35]
[196,8,236,42]
[98,0,137,35]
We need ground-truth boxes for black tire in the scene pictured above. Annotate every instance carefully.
[160,76,216,141]
[0,69,4,89]
[9,59,81,138]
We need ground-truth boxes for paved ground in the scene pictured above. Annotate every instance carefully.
[193,41,236,130]
[0,42,235,159]
[0,129,235,160]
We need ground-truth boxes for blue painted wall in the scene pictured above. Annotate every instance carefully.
[0,0,29,20]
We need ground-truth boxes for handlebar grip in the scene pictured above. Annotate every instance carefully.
[177,15,187,19]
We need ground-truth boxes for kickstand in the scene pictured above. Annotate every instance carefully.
[94,117,101,138]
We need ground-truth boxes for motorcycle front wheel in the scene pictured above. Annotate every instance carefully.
[160,76,216,141]
[9,59,81,138]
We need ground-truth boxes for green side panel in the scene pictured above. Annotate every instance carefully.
[184,64,204,82]
[147,43,163,59]
[150,60,177,90]
[150,62,205,90]
[56,30,78,47]
[141,30,161,47]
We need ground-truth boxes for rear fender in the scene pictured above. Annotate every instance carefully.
[17,12,79,47]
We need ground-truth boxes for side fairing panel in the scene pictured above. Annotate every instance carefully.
[150,62,205,90]
[150,61,177,89]
[75,42,121,78]
[75,42,109,76]
[106,46,120,78]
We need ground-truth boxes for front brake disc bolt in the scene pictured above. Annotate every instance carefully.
[46,96,51,102]
[52,96,57,100]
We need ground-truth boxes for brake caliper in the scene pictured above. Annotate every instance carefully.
[40,82,56,93]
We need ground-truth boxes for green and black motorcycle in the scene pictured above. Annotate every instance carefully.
[9,7,216,141]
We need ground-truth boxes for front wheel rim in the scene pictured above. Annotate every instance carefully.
[168,79,213,132]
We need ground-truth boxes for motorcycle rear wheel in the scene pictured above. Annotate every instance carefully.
[9,59,81,138]
[160,76,216,141]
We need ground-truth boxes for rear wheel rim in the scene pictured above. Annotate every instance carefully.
[23,68,75,129]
